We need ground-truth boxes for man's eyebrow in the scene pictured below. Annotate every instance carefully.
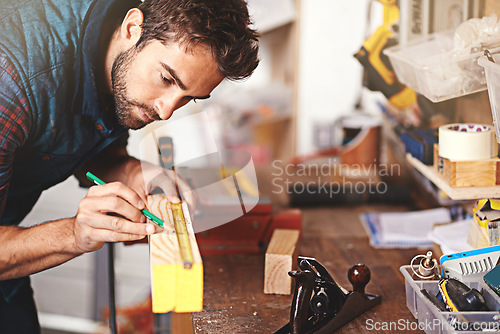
[160,61,211,100]
[188,94,211,100]
[160,62,186,90]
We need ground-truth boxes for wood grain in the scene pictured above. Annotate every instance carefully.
[264,229,300,295]
[148,194,203,313]
[433,144,498,187]
[407,153,500,200]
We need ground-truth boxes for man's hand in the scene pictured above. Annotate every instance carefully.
[73,181,156,253]
[129,161,196,214]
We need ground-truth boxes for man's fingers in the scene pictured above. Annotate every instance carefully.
[81,195,144,224]
[151,222,164,234]
[83,227,149,243]
[88,182,145,210]
[158,170,195,208]
[79,210,154,235]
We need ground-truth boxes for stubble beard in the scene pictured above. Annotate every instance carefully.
[111,46,156,130]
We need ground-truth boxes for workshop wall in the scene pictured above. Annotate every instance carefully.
[295,0,383,154]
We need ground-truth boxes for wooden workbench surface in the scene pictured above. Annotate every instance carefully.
[192,204,425,334]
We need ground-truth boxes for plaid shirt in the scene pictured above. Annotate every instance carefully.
[0,52,31,218]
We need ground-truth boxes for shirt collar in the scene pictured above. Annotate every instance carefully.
[73,0,140,118]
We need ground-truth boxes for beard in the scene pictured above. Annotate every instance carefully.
[111,47,159,130]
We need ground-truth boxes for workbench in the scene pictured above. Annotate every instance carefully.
[192,204,425,334]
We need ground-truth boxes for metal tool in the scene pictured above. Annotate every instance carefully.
[155,136,194,269]
[171,202,194,269]
[275,257,381,334]
[485,49,496,63]
[410,251,439,279]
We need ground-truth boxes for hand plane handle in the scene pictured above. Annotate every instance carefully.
[289,270,315,334]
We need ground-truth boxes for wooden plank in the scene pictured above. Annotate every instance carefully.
[148,194,203,313]
[407,153,500,200]
[433,144,498,187]
[264,229,300,295]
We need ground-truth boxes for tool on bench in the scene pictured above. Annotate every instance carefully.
[275,256,381,334]
[439,278,489,312]
[171,202,194,269]
[154,136,195,268]
[440,245,500,282]
[354,0,416,110]
[410,251,439,280]
[420,278,490,331]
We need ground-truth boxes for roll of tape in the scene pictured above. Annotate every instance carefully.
[439,124,496,161]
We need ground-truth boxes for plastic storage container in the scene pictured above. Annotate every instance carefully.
[479,54,500,144]
[384,30,500,103]
[400,265,500,334]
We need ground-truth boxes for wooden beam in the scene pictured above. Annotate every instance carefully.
[264,228,300,295]
[148,194,203,313]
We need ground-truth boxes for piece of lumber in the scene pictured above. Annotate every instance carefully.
[406,153,500,200]
[148,194,203,313]
[433,144,498,187]
[437,157,498,187]
[264,228,300,295]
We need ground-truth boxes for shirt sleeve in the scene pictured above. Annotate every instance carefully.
[0,52,32,217]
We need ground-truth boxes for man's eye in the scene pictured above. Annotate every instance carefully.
[161,74,172,85]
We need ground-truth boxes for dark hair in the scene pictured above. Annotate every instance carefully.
[137,0,260,81]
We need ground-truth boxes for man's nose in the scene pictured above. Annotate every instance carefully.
[154,98,178,120]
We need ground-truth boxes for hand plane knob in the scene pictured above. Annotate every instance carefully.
[348,264,371,298]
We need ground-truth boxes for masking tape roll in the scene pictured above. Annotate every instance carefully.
[438,124,496,161]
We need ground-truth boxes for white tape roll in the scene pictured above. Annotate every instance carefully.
[438,124,496,161]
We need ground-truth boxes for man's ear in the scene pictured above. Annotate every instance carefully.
[119,8,144,45]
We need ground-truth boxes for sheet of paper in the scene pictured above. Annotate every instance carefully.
[361,207,454,249]
[429,219,473,255]
[379,207,451,244]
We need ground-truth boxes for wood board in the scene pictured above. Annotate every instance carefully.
[433,144,499,187]
[147,194,203,313]
[264,229,300,295]
[406,153,500,200]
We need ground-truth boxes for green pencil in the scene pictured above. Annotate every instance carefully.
[85,171,164,228]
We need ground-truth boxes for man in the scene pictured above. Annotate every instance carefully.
[0,0,259,331]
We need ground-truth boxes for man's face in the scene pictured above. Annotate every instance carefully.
[111,41,224,129]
